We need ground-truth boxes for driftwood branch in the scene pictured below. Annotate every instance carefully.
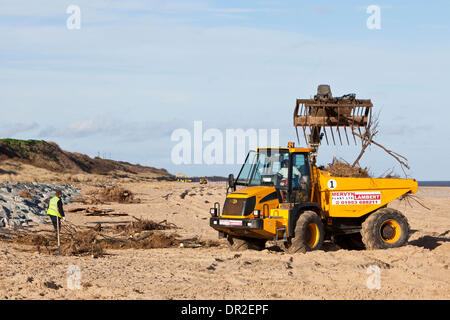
[352,111,409,173]
[68,207,128,217]
[98,233,128,243]
[352,131,410,170]
[400,194,431,211]
[352,112,379,167]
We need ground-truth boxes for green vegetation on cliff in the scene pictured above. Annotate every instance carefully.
[0,138,172,178]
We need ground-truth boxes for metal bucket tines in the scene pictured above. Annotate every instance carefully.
[293,98,373,145]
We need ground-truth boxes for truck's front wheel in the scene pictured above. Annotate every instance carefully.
[282,211,325,254]
[227,235,266,251]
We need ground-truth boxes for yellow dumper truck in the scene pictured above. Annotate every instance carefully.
[209,145,417,252]
[209,85,418,252]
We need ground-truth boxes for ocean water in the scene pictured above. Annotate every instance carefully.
[418,181,450,187]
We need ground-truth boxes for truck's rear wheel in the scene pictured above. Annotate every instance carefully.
[282,211,325,253]
[361,208,410,250]
[333,233,365,250]
[227,235,266,251]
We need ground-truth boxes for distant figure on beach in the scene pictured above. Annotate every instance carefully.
[46,190,65,232]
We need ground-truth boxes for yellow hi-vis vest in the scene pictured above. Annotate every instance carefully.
[46,196,62,218]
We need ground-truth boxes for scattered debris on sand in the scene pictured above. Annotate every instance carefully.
[68,207,128,217]
[18,190,32,199]
[162,193,172,200]
[84,185,140,204]
[114,216,177,233]
[43,281,62,290]
[179,190,189,199]
[2,217,220,257]
[70,195,104,205]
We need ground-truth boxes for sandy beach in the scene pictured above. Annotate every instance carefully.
[0,182,448,300]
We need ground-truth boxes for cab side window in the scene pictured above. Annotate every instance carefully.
[291,153,311,202]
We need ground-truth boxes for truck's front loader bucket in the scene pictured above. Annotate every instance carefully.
[293,96,373,146]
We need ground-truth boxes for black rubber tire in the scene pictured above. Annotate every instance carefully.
[282,211,325,254]
[250,238,266,251]
[361,208,410,250]
[333,233,365,250]
[227,235,266,251]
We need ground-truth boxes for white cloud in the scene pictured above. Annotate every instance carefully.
[37,117,182,141]
[0,122,39,137]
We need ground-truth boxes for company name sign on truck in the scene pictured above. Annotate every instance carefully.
[332,191,381,205]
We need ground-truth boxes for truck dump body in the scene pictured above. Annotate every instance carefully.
[317,170,418,218]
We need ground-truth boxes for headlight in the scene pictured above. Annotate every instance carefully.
[253,210,260,218]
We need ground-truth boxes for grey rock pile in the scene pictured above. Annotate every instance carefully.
[0,182,80,228]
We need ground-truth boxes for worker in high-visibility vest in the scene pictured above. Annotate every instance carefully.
[46,190,65,232]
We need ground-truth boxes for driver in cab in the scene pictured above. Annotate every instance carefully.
[278,159,301,187]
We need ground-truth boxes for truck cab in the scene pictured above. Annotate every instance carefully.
[209,144,323,250]
[234,146,312,204]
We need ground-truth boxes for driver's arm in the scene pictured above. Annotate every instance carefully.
[292,167,302,188]
[278,168,288,179]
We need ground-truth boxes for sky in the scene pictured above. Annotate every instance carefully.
[0,0,449,180]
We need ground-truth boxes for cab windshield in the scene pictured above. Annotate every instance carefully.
[235,149,290,188]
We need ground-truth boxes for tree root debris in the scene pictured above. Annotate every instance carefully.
[1,217,221,257]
